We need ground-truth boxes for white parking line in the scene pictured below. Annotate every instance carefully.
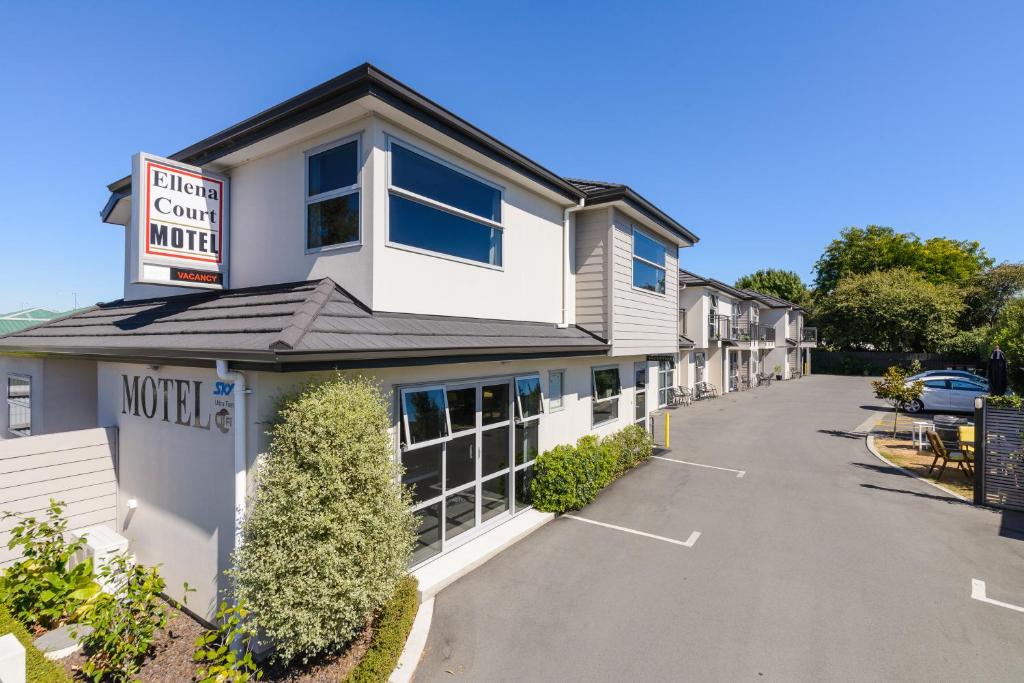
[653,455,746,478]
[971,579,1024,614]
[563,514,701,548]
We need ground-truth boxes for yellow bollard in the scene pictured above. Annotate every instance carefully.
[664,412,670,449]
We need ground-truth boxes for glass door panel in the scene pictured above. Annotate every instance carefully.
[445,489,476,540]
[445,434,476,490]
[481,474,509,522]
[481,424,510,476]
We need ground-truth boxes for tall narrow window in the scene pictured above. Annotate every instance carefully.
[632,229,667,294]
[548,370,565,412]
[7,375,31,437]
[634,362,647,423]
[592,366,621,427]
[388,140,503,266]
[306,138,360,250]
[658,360,674,407]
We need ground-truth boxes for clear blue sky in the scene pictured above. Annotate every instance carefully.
[1,1,1021,312]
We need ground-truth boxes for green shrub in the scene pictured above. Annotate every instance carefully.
[0,604,71,683]
[194,601,263,683]
[531,436,609,513]
[344,575,418,683]
[232,375,416,666]
[0,500,101,630]
[76,555,169,683]
[603,424,654,474]
[988,394,1023,410]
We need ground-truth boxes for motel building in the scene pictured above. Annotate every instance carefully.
[0,64,698,621]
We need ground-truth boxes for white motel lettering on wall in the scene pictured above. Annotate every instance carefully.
[129,152,230,290]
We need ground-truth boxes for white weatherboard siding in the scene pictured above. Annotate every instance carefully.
[610,210,678,356]
[574,208,610,340]
[0,428,117,567]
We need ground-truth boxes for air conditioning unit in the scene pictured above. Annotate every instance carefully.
[69,525,131,593]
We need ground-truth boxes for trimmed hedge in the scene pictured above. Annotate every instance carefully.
[0,605,71,683]
[345,575,419,683]
[530,424,654,513]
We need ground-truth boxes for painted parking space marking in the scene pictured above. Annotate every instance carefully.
[563,514,701,548]
[653,455,746,478]
[971,579,1024,614]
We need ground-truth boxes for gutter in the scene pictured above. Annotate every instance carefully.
[215,360,248,551]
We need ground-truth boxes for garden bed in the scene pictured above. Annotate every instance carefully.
[52,576,417,683]
[873,436,974,499]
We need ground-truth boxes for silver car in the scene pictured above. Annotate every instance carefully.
[903,375,987,414]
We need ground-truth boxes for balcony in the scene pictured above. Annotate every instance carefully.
[752,324,776,344]
[802,327,818,343]
[708,314,743,341]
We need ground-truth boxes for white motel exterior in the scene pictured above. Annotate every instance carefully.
[0,64,812,621]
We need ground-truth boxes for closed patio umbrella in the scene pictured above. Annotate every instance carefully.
[988,346,1008,396]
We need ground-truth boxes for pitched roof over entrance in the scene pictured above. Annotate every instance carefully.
[0,280,608,369]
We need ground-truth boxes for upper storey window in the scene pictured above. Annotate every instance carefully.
[306,137,360,250]
[632,228,667,294]
[388,139,503,267]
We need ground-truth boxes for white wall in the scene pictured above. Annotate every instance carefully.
[97,363,236,621]
[0,357,96,440]
[367,121,567,322]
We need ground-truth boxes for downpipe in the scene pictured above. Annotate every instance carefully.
[558,200,586,328]
[215,360,248,551]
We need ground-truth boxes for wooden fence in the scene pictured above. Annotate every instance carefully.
[811,351,980,376]
[0,428,118,567]
[975,402,1024,511]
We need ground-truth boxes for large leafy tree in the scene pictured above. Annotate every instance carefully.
[990,298,1024,394]
[815,268,963,352]
[735,269,809,305]
[961,263,1024,329]
[813,225,992,294]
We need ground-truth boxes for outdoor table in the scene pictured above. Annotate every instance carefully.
[912,421,934,451]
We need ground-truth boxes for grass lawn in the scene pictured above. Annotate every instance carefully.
[874,436,974,499]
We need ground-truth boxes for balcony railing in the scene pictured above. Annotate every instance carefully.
[752,324,776,344]
[802,327,818,343]
[708,314,743,341]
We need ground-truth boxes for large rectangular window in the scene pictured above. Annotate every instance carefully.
[632,228,667,294]
[388,140,503,267]
[306,138,360,250]
[7,375,30,437]
[592,366,621,427]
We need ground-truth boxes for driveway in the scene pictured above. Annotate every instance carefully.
[416,375,1024,681]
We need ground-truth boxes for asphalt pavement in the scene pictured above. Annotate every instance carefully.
[416,375,1024,682]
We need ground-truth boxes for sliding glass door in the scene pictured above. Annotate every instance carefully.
[401,375,540,567]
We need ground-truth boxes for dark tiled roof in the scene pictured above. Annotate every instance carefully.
[0,279,608,365]
[565,178,698,245]
[678,334,695,348]
[741,289,804,311]
[678,269,751,300]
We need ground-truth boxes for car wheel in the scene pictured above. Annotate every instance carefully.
[904,399,924,414]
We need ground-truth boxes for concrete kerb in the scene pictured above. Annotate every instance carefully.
[864,433,970,503]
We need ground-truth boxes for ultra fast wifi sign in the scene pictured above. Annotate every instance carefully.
[129,152,229,289]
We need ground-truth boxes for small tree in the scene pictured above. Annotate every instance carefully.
[232,375,415,665]
[872,363,924,436]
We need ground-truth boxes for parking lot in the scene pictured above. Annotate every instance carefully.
[416,375,1024,682]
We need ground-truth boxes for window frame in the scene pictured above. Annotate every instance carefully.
[547,369,565,412]
[400,385,452,450]
[6,373,31,438]
[385,135,506,270]
[303,134,363,254]
[514,374,544,423]
[631,227,668,296]
[591,364,622,428]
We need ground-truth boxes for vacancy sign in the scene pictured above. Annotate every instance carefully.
[129,152,229,289]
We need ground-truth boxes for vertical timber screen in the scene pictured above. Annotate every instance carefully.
[976,401,1024,511]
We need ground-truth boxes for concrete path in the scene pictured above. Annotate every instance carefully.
[416,376,1024,682]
